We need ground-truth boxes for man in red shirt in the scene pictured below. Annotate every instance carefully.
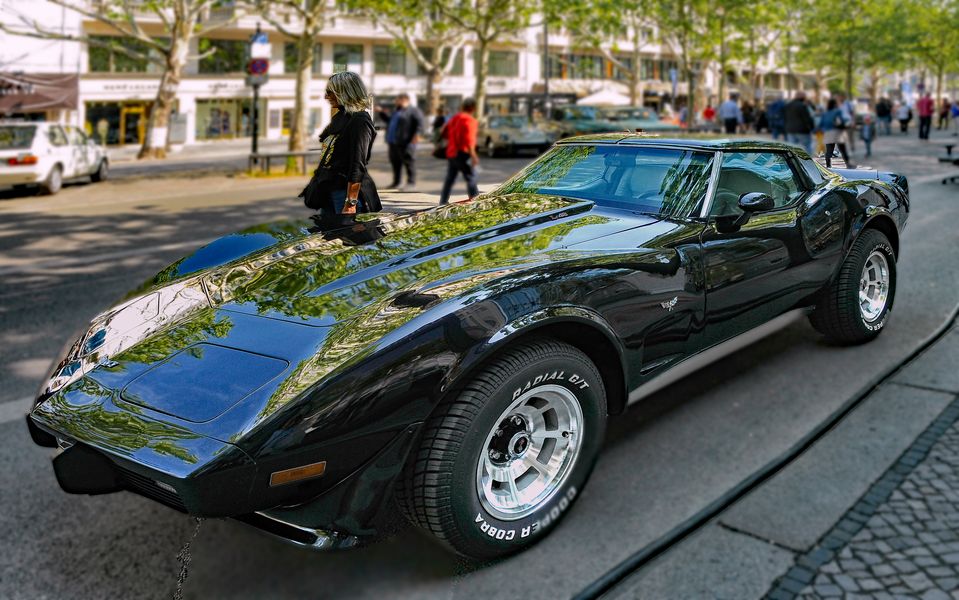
[440,98,481,205]
[917,92,935,140]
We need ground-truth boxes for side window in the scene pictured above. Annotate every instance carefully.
[799,158,825,186]
[47,126,69,147]
[709,152,803,217]
[65,127,88,146]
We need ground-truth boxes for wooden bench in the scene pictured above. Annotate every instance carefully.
[248,150,322,175]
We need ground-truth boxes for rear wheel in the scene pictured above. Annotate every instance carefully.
[398,338,606,559]
[810,229,896,344]
[91,159,108,182]
[40,165,62,195]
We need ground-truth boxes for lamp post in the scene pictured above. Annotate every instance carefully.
[246,22,270,162]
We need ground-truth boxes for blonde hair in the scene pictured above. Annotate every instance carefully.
[327,71,370,114]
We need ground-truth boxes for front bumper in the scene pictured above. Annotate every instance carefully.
[29,396,423,543]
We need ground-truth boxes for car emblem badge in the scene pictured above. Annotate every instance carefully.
[660,297,678,312]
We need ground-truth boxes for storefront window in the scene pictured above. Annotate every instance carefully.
[85,101,153,145]
[198,39,248,74]
[284,43,323,74]
[195,98,266,140]
[374,45,406,75]
[416,47,464,76]
[88,36,162,73]
[333,44,363,73]
[489,51,519,77]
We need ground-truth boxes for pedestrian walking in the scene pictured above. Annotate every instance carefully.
[952,101,959,136]
[838,93,856,153]
[702,103,716,129]
[876,97,892,135]
[767,95,786,140]
[784,91,815,154]
[860,114,875,158]
[718,94,742,134]
[742,101,755,133]
[439,98,480,206]
[384,92,424,191]
[818,98,850,168]
[938,98,951,130]
[917,92,934,140]
[897,102,912,133]
[300,71,381,221]
[431,105,448,139]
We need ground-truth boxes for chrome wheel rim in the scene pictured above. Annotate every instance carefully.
[860,250,890,322]
[476,384,583,521]
[50,168,61,190]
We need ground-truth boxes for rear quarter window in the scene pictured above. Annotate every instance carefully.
[0,126,37,150]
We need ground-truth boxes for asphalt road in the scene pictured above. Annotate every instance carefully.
[1,133,958,599]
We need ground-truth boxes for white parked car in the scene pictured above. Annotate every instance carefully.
[0,122,108,195]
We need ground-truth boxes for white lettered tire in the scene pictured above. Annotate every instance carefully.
[398,338,606,559]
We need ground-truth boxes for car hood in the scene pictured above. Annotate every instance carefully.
[38,194,663,422]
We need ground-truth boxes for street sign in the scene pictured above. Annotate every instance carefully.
[245,74,268,87]
[248,58,269,75]
[250,31,271,59]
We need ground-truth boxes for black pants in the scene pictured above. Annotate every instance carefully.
[825,143,849,168]
[723,118,738,134]
[388,143,416,185]
[919,116,932,139]
[900,119,909,133]
[939,114,949,130]
[440,152,479,205]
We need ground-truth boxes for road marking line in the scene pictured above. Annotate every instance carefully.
[0,397,34,426]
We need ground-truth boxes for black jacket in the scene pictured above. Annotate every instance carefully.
[300,110,381,212]
[383,105,424,147]
[784,99,815,134]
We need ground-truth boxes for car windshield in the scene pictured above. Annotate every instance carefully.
[608,108,657,121]
[496,144,715,217]
[557,106,598,120]
[489,116,528,128]
[0,125,37,150]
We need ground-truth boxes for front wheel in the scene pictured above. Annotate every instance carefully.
[810,228,896,344]
[91,159,108,182]
[399,338,606,560]
[484,138,498,158]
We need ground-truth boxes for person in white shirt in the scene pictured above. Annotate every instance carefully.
[718,94,743,134]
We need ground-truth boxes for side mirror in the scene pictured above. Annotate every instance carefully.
[738,192,775,212]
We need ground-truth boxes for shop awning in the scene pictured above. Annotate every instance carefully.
[0,72,79,115]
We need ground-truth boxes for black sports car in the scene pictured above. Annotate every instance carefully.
[28,136,908,560]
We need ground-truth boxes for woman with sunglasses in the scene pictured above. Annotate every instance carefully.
[300,71,381,221]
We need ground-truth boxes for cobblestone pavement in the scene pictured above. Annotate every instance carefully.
[768,394,959,599]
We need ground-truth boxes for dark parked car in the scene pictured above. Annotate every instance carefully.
[479,114,555,157]
[29,137,908,560]
[544,105,621,138]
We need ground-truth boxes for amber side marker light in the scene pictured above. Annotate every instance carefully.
[270,461,327,486]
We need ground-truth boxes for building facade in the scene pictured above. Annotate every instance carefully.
[1,0,818,148]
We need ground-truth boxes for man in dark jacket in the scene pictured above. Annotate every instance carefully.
[784,91,815,154]
[382,93,424,191]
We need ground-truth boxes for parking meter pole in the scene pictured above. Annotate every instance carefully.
[252,82,259,157]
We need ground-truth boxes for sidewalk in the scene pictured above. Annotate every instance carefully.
[774,327,959,599]
[611,319,959,599]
